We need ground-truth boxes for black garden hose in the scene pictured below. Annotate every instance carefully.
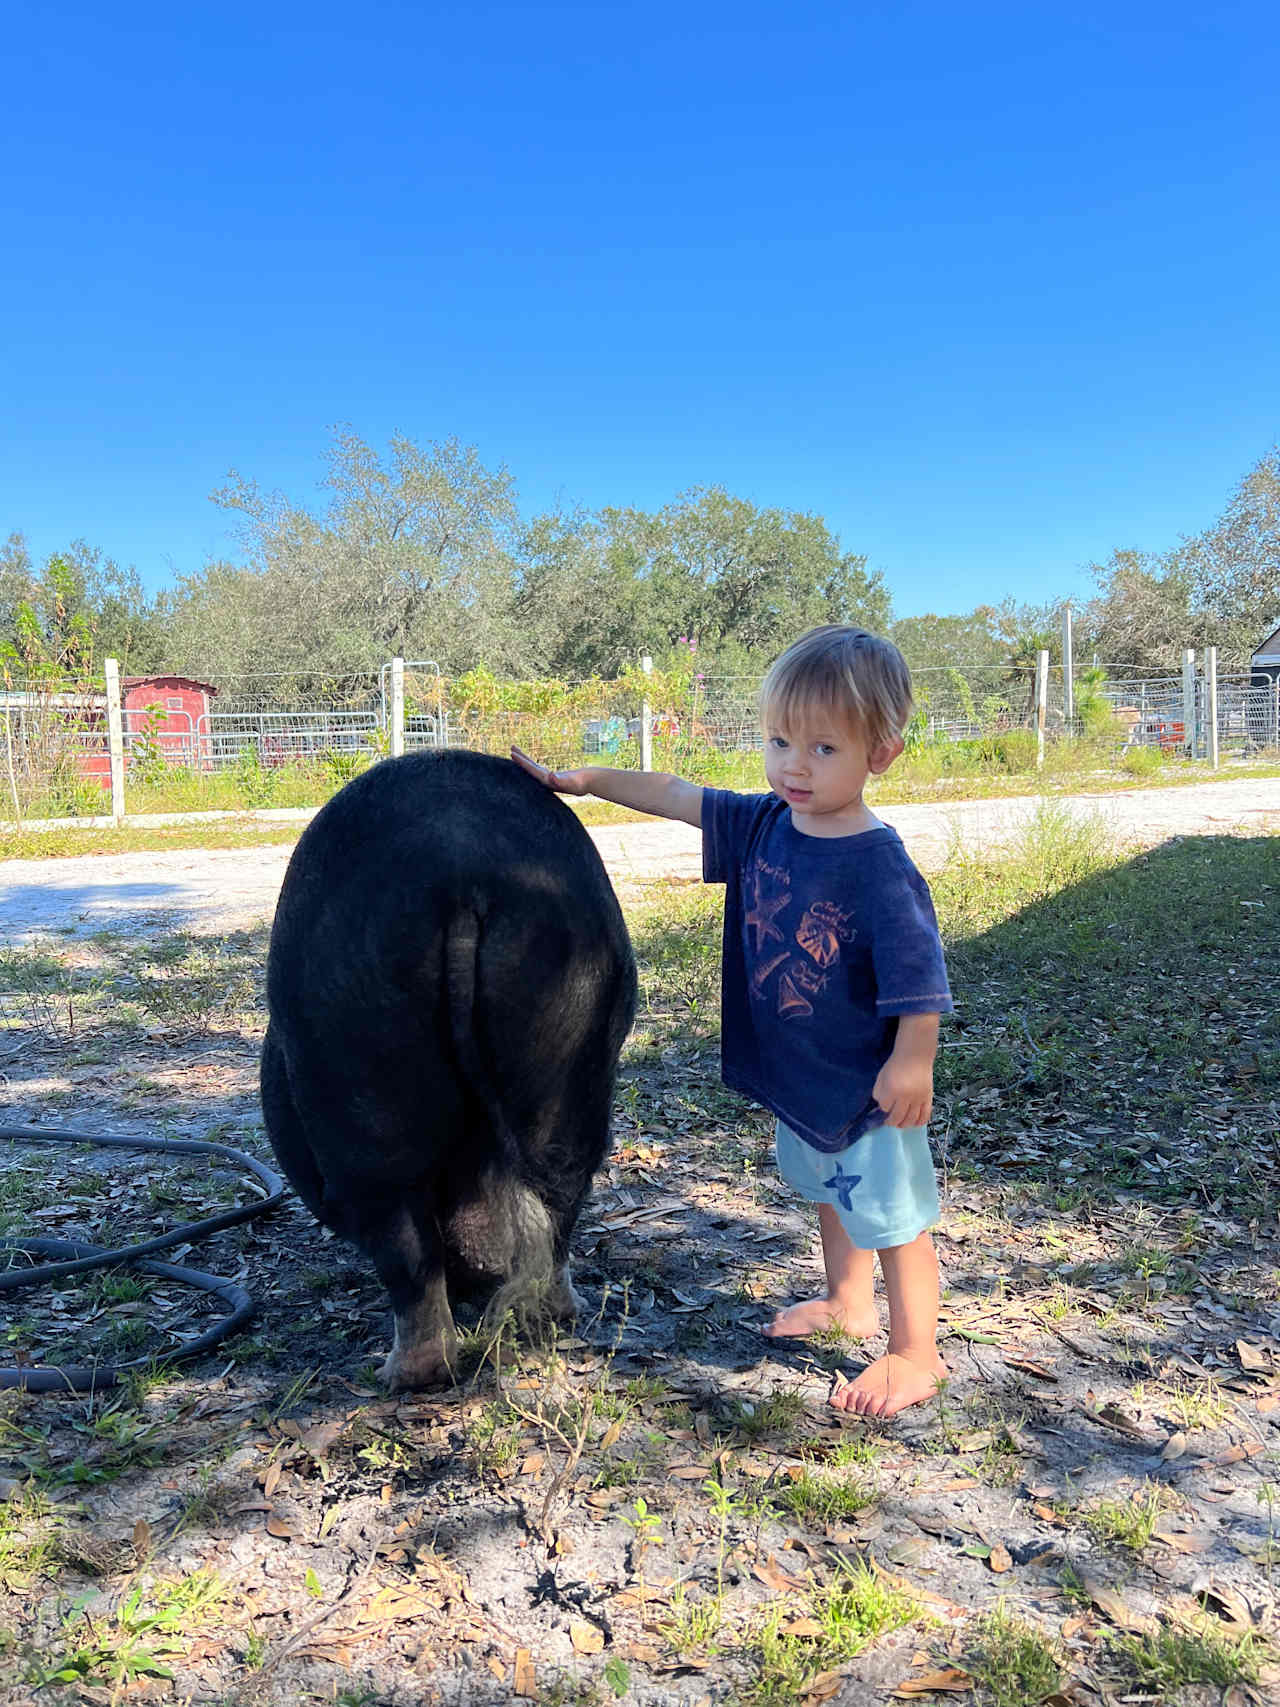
[0,1126,286,1394]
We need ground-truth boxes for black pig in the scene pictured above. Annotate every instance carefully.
[261,750,637,1386]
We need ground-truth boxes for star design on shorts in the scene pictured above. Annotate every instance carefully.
[822,1163,863,1210]
[745,886,789,951]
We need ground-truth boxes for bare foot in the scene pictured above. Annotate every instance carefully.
[829,1350,948,1418]
[762,1297,880,1339]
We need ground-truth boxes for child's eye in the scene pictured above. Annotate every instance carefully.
[769,736,788,750]
[815,744,836,757]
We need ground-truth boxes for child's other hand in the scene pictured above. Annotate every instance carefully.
[511,747,590,796]
[871,1055,934,1130]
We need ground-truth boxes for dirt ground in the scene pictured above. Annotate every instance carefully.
[1,778,1278,1706]
[1,775,1278,941]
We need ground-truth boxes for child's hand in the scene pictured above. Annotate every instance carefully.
[871,1053,934,1130]
[511,747,591,796]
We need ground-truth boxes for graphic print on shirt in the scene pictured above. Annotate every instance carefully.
[744,861,791,951]
[822,1161,863,1210]
[746,860,858,1020]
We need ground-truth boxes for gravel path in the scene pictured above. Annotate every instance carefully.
[1,776,1277,941]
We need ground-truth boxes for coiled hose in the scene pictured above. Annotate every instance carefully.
[0,1126,285,1394]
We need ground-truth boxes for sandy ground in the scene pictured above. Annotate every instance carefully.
[0,776,1277,943]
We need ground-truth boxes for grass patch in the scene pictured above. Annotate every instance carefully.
[1108,1622,1265,1692]
[1082,1480,1174,1552]
[745,1556,918,1703]
[965,1605,1063,1707]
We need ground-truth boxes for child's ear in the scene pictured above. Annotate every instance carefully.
[868,736,904,775]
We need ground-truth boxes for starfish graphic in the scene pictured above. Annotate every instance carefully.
[744,885,789,951]
[822,1163,863,1210]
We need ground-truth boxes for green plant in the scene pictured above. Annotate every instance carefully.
[965,1605,1063,1707]
[1108,1622,1264,1692]
[746,1556,917,1703]
[1083,1480,1172,1552]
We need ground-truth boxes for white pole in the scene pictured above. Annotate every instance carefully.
[1035,648,1049,768]
[1181,649,1196,756]
[1062,603,1074,723]
[1206,646,1219,769]
[104,657,125,823]
[640,655,653,774]
[390,656,405,758]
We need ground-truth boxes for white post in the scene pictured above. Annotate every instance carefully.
[1181,649,1196,756]
[1062,603,1074,723]
[104,657,125,823]
[640,655,653,774]
[1274,677,1279,750]
[390,656,405,758]
[1206,646,1219,769]
[1035,648,1049,767]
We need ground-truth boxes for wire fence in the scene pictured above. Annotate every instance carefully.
[3,653,1277,823]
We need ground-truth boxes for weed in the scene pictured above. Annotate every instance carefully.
[965,1605,1063,1707]
[726,1388,807,1442]
[773,1459,876,1526]
[35,1571,227,1690]
[1083,1480,1173,1552]
[1108,1622,1264,1691]
[746,1555,917,1702]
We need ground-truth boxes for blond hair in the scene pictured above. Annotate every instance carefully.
[760,626,913,751]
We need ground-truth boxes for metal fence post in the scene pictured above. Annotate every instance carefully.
[390,657,405,758]
[1062,603,1074,723]
[640,655,653,773]
[1206,646,1219,769]
[1035,649,1049,767]
[104,657,125,823]
[1181,649,1196,756]
[1274,677,1280,750]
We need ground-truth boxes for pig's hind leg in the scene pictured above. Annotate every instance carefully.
[343,1196,457,1389]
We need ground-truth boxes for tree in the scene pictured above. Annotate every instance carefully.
[1078,548,1194,673]
[0,535,162,678]
[598,487,889,669]
[175,427,524,677]
[1169,447,1280,659]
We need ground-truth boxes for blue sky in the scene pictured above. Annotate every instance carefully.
[2,1,1276,620]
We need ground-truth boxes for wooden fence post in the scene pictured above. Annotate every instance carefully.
[390,657,405,758]
[104,657,125,823]
[640,655,653,774]
[1035,649,1049,767]
[1206,647,1218,769]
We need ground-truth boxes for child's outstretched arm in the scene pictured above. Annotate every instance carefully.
[511,747,704,826]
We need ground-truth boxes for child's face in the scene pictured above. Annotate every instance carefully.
[763,704,902,834]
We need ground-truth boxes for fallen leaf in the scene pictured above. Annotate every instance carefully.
[600,1419,623,1451]
[487,1656,506,1682]
[1236,1339,1270,1372]
[1196,1582,1254,1631]
[261,1459,283,1499]
[1080,1575,1156,1635]
[802,1669,847,1703]
[1160,1431,1187,1461]
[520,1452,545,1476]
[988,1545,1013,1574]
[1004,1357,1058,1382]
[299,1419,347,1456]
[265,1511,297,1540]
[892,1668,973,1696]
[513,1648,537,1697]
[779,1617,825,1638]
[754,1554,809,1593]
[1216,1440,1264,1465]
[132,1518,151,1558]
[570,1620,605,1654]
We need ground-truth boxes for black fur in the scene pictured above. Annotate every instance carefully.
[261,750,637,1385]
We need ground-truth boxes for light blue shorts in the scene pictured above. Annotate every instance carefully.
[775,1120,939,1251]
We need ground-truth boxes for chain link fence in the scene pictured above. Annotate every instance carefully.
[4,652,1277,824]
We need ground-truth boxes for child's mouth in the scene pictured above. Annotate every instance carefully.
[784,788,812,802]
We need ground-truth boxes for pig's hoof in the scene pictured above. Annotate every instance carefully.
[379,1336,456,1390]
[546,1265,583,1322]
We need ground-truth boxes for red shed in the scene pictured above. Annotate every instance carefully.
[123,675,218,772]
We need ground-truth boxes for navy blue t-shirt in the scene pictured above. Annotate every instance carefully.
[702,789,953,1153]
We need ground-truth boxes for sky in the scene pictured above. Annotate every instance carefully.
[2,0,1277,621]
